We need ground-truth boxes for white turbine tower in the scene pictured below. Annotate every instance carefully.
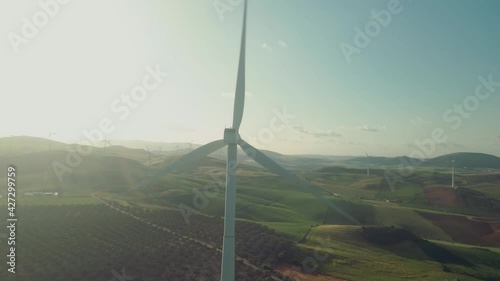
[9,135,14,155]
[48,132,56,151]
[451,159,455,188]
[146,146,152,176]
[141,1,358,279]
[45,132,56,189]
[365,152,370,176]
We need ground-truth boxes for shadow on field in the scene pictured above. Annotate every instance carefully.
[361,226,472,266]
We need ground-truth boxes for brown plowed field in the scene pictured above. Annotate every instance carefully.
[424,186,464,208]
[417,211,500,247]
[276,264,349,281]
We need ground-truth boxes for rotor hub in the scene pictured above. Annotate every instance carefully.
[224,128,240,144]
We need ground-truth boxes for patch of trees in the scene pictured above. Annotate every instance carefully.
[0,204,294,281]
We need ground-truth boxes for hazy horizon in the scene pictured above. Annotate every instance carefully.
[3,135,500,158]
[2,0,499,157]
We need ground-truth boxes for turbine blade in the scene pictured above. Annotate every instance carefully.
[161,139,225,173]
[231,0,247,131]
[238,139,359,225]
[138,139,226,187]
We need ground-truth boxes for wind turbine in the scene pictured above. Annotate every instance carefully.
[48,132,56,151]
[140,1,358,279]
[9,135,13,155]
[44,132,56,189]
[156,146,164,160]
[146,146,152,176]
[101,140,111,152]
[451,159,455,188]
[365,152,370,176]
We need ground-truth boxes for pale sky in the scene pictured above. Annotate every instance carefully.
[1,0,499,157]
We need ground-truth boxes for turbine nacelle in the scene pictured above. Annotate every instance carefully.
[224,128,240,145]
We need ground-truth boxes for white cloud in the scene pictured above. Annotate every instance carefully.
[404,141,464,149]
[261,43,272,51]
[278,40,288,47]
[409,116,427,126]
[356,125,386,132]
[292,125,341,138]
[339,124,386,132]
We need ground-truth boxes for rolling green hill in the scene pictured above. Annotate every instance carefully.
[299,225,500,281]
[0,150,147,195]
[428,152,500,169]
[345,152,500,169]
[3,136,500,280]
[0,136,67,156]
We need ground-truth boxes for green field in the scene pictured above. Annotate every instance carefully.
[300,225,500,281]
[1,137,500,280]
[0,195,98,206]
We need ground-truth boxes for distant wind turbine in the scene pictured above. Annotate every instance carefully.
[451,159,455,188]
[44,132,56,189]
[365,152,370,176]
[156,146,164,160]
[48,132,56,151]
[101,140,111,152]
[146,146,152,176]
[143,1,358,279]
[9,135,13,155]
